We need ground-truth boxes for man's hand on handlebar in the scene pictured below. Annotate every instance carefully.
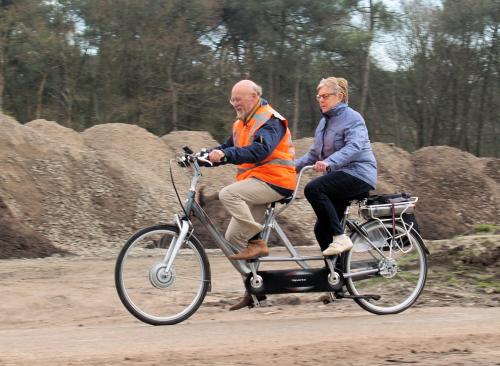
[176,146,227,168]
[208,149,225,163]
[313,161,330,173]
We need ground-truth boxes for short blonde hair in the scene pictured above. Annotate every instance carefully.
[317,77,349,103]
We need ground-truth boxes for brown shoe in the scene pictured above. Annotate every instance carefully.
[229,292,267,311]
[228,239,269,260]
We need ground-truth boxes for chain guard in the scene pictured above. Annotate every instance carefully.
[244,267,344,296]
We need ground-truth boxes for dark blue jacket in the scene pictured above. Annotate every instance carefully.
[217,117,286,164]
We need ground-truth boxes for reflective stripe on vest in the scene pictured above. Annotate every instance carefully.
[236,158,296,175]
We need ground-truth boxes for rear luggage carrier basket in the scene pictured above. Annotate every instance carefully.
[359,197,418,220]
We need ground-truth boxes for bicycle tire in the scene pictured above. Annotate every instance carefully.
[115,224,210,325]
[343,220,427,315]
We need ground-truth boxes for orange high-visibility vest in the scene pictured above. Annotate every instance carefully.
[232,101,296,191]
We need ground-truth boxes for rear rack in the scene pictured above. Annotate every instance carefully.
[359,197,418,220]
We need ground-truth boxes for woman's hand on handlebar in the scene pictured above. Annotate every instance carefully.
[313,161,330,173]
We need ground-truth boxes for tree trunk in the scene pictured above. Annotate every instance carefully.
[0,0,11,112]
[449,77,459,146]
[360,53,371,116]
[35,72,47,119]
[268,66,275,103]
[305,83,317,134]
[457,37,473,152]
[0,35,5,112]
[415,100,425,148]
[475,25,497,156]
[291,77,300,139]
[430,109,441,146]
[368,88,381,138]
[167,65,178,131]
[476,72,489,156]
[391,77,400,146]
[360,0,374,115]
[233,38,243,76]
[491,91,499,157]
[92,88,100,123]
[0,70,4,112]
[62,88,73,128]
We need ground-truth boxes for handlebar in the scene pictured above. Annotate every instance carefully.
[176,146,328,214]
[177,146,213,168]
[178,145,331,174]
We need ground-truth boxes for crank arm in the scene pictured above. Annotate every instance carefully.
[335,292,381,301]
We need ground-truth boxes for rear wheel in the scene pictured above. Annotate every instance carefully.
[115,224,210,325]
[344,220,427,314]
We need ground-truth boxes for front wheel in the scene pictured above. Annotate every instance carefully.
[344,220,427,315]
[115,224,210,325]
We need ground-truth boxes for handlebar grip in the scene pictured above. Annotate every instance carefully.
[177,156,189,167]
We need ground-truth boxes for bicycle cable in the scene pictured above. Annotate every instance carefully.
[169,158,189,220]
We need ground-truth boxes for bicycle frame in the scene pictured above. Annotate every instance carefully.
[116,153,429,324]
[166,162,321,276]
[165,155,400,280]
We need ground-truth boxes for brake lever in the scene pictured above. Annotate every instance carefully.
[176,155,191,167]
[198,156,213,166]
[194,151,213,167]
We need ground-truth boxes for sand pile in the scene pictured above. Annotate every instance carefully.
[0,113,498,257]
[373,143,499,238]
[0,195,65,259]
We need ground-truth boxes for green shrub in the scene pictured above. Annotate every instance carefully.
[473,224,500,233]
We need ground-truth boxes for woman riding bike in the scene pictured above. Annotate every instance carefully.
[295,77,377,256]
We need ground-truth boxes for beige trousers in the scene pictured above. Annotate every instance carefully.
[219,178,284,247]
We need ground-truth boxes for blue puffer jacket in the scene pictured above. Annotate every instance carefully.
[295,103,377,189]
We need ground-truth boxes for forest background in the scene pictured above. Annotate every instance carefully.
[0,0,498,157]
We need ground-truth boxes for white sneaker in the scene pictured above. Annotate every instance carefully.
[322,234,354,256]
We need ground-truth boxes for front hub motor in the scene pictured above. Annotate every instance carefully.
[149,263,176,289]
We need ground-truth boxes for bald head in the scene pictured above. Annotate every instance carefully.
[232,79,262,97]
[230,80,262,120]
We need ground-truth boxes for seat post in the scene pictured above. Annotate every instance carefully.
[341,192,371,232]
[261,205,276,243]
[341,204,350,232]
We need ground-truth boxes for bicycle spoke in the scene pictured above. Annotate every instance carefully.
[115,225,209,325]
[345,220,427,314]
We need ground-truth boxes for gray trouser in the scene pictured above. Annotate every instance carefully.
[219,178,284,247]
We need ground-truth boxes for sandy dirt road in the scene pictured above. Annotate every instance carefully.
[1,307,499,365]
[1,249,499,366]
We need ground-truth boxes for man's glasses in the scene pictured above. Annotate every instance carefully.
[229,97,243,105]
[316,93,336,101]
[229,94,255,105]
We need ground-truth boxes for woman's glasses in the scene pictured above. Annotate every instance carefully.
[315,93,336,101]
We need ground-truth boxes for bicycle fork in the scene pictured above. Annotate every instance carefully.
[162,217,191,273]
